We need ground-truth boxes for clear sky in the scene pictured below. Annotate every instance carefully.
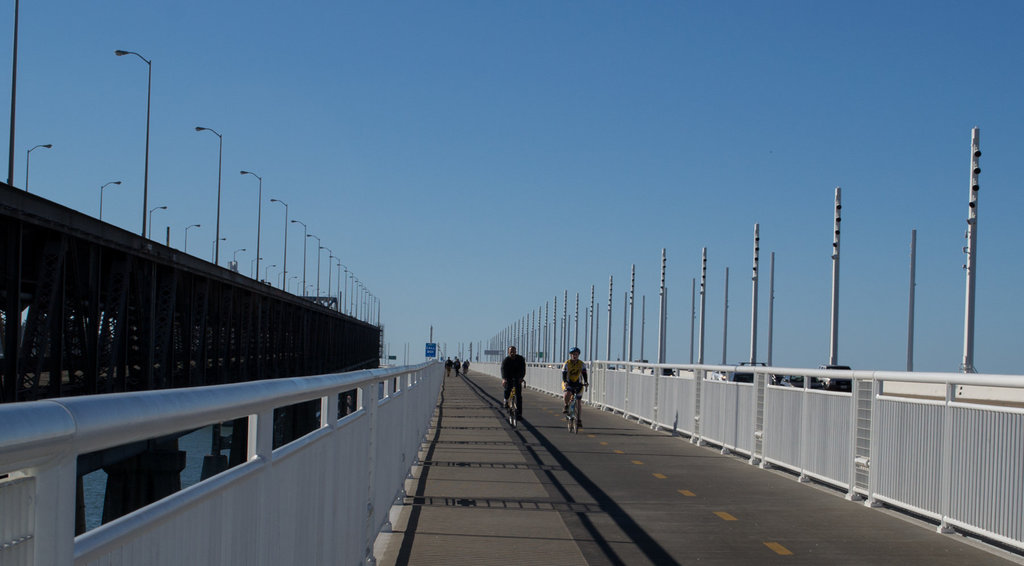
[3,1,1023,373]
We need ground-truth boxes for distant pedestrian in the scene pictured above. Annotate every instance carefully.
[501,346,526,420]
[445,357,453,377]
[462,360,470,375]
[454,357,461,376]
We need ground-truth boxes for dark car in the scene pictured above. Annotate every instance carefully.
[729,361,765,383]
[781,375,825,389]
[820,364,853,392]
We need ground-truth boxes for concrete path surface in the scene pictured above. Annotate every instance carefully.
[375,371,1023,565]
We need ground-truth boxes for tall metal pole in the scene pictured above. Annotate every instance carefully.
[628,264,636,362]
[6,0,18,186]
[589,285,595,359]
[721,267,729,365]
[196,127,222,264]
[553,295,558,361]
[750,223,760,364]
[962,126,981,373]
[291,220,307,294]
[640,295,646,362]
[767,252,776,367]
[829,187,842,366]
[562,290,568,357]
[698,248,707,364]
[574,292,580,349]
[907,229,917,372]
[115,50,152,238]
[606,276,613,362]
[271,199,288,290]
[690,278,696,364]
[622,292,627,360]
[241,171,263,279]
[657,248,667,365]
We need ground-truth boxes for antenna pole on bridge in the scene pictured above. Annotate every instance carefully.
[698,248,707,365]
[962,127,980,373]
[908,230,917,372]
[767,252,775,367]
[750,224,759,364]
[829,187,842,367]
[606,276,613,361]
[722,267,729,365]
[657,248,667,365]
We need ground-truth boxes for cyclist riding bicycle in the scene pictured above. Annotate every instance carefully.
[561,347,589,427]
[501,346,526,420]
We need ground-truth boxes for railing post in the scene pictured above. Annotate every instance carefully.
[937,382,956,533]
[364,379,381,565]
[750,370,764,466]
[693,367,704,445]
[846,375,862,501]
[864,378,881,508]
[28,457,77,566]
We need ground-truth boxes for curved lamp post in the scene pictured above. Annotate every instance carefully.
[114,50,151,237]
[184,223,200,253]
[25,143,51,192]
[99,180,122,220]
[233,248,246,262]
[264,264,277,285]
[240,170,262,281]
[148,205,167,239]
[270,198,288,290]
[307,234,321,299]
[291,219,307,297]
[195,126,222,264]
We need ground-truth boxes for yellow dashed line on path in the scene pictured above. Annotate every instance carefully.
[613,449,625,454]
[678,490,695,497]
[600,441,609,446]
[653,473,667,479]
[631,460,644,466]
[587,434,596,438]
[764,542,793,555]
[714,511,738,521]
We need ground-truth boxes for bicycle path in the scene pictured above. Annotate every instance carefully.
[375,371,1022,565]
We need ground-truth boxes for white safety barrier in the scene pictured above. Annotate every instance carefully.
[476,360,1024,552]
[0,362,442,566]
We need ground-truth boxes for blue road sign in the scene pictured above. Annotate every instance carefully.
[425,343,437,357]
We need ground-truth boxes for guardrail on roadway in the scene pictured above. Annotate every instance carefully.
[476,360,1024,553]
[0,362,442,565]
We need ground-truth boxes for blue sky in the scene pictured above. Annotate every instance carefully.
[4,1,1024,372]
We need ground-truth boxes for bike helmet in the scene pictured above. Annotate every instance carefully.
[569,347,581,354]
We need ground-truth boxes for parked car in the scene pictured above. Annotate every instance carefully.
[728,361,765,383]
[820,364,853,392]
[781,375,825,389]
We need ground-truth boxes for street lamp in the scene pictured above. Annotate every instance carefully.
[99,180,122,220]
[114,50,152,238]
[291,219,307,297]
[288,275,298,294]
[6,0,19,186]
[233,248,246,262]
[270,198,288,290]
[240,170,262,282]
[307,234,321,299]
[323,247,334,304]
[148,205,167,239]
[184,223,200,253]
[195,126,223,264]
[264,264,277,285]
[24,143,51,193]
[211,237,226,263]
[340,264,349,314]
[250,257,262,278]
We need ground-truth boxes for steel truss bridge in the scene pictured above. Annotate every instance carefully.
[1,181,380,404]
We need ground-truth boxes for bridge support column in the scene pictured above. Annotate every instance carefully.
[101,440,186,524]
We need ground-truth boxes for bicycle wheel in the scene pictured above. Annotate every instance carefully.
[509,394,517,428]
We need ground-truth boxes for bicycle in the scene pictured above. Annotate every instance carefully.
[507,387,519,429]
[566,384,585,434]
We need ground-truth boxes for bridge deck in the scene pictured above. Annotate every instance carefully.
[375,371,1020,565]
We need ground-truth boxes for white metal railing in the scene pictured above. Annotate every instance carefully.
[0,362,443,566]
[475,360,1024,552]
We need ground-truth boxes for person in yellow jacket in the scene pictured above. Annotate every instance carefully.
[561,347,589,427]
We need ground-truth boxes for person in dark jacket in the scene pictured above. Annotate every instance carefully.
[501,346,527,419]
